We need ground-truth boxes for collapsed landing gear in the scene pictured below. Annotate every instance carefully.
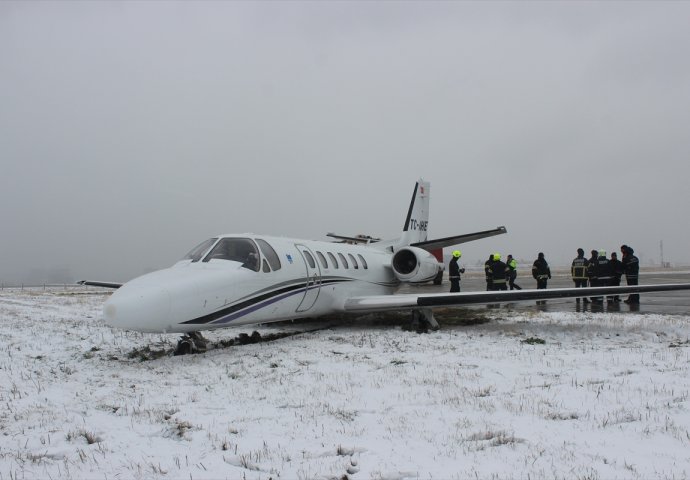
[174,331,208,356]
[410,308,439,333]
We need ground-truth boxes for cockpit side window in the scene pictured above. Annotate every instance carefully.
[262,259,270,272]
[182,238,218,263]
[203,238,260,271]
[257,239,282,271]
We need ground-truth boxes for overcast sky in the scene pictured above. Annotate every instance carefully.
[2,1,690,283]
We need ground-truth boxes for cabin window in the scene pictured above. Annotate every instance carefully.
[262,259,270,272]
[182,238,217,263]
[327,252,339,269]
[348,254,358,269]
[303,250,316,268]
[257,239,282,271]
[202,238,260,271]
[357,254,368,269]
[316,251,328,269]
[338,253,349,269]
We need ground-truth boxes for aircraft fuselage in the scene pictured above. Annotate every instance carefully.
[104,235,397,333]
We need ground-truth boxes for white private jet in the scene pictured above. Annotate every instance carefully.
[82,179,690,354]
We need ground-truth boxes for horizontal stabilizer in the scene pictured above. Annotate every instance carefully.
[344,283,690,312]
[326,233,381,244]
[411,226,507,251]
[77,280,122,289]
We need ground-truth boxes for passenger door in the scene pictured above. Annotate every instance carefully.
[295,244,321,312]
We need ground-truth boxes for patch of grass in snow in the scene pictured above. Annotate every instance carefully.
[434,308,493,326]
[164,419,194,439]
[66,428,102,445]
[465,430,523,449]
[82,346,100,359]
[545,411,580,420]
[336,445,355,456]
[521,336,546,345]
[473,385,494,397]
[126,345,170,361]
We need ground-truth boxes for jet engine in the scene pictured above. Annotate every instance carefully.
[391,246,443,283]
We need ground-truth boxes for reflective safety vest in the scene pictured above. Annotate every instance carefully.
[571,257,589,280]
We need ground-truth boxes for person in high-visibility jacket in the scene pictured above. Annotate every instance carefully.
[506,254,521,290]
[571,248,590,304]
[490,253,507,291]
[448,250,465,292]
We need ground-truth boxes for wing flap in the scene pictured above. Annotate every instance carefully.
[344,283,690,312]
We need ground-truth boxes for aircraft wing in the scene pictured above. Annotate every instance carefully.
[411,226,507,251]
[77,280,123,289]
[343,283,690,312]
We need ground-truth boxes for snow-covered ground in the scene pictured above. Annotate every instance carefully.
[1,288,690,480]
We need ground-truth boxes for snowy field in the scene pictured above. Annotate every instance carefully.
[2,287,690,480]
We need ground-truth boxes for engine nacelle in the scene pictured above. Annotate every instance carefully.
[391,246,443,283]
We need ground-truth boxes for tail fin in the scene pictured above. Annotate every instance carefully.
[398,179,430,247]
[375,178,506,253]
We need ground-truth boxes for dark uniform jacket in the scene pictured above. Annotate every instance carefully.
[484,259,493,282]
[589,254,598,268]
[571,256,589,280]
[532,258,551,280]
[609,258,624,280]
[588,256,613,283]
[449,258,463,279]
[506,259,517,280]
[622,254,639,279]
[490,260,507,285]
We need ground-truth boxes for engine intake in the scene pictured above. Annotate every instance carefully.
[391,247,442,283]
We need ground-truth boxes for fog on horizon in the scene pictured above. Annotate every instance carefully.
[2,1,690,284]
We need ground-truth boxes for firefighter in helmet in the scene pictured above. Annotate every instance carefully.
[448,250,465,292]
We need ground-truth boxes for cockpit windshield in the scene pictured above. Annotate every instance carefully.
[182,238,218,262]
[202,237,261,271]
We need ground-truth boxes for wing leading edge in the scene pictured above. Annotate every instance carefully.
[77,280,123,289]
[343,283,690,312]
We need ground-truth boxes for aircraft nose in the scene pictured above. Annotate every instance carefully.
[104,284,172,332]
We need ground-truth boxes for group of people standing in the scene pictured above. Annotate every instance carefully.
[571,245,640,304]
[447,245,640,304]
[448,250,552,293]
